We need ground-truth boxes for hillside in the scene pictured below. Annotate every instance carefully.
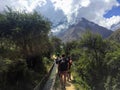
[111,22,120,31]
[109,28,120,43]
[57,18,113,43]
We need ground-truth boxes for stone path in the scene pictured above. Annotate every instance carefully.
[43,63,57,90]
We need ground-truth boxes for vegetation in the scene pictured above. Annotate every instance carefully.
[50,36,63,55]
[65,31,120,90]
[108,29,120,43]
[1,7,120,90]
[0,8,58,90]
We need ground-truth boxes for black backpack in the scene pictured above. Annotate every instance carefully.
[59,58,68,71]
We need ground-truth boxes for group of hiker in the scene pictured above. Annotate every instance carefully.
[55,54,73,88]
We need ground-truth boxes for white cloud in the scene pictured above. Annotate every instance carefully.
[0,0,120,30]
[50,0,73,22]
[99,16,120,29]
[50,0,91,22]
[0,0,47,12]
[75,0,120,29]
[80,0,91,7]
[50,0,120,29]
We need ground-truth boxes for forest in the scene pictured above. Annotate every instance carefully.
[0,8,120,90]
[66,32,120,90]
[0,8,62,90]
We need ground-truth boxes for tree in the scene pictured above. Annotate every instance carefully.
[104,41,120,90]
[74,32,109,90]
[0,8,52,90]
[50,36,62,55]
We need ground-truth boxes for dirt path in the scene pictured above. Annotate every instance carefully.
[65,76,75,90]
[66,82,75,90]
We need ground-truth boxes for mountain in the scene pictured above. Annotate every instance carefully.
[111,22,120,31]
[109,28,120,43]
[56,18,113,43]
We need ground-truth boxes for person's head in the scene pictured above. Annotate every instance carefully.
[62,54,65,58]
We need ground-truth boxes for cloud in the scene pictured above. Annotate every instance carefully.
[80,0,91,7]
[50,0,91,22]
[100,15,120,29]
[0,0,47,12]
[0,0,120,30]
[49,0,120,29]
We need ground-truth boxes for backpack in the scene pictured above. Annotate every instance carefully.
[59,58,68,71]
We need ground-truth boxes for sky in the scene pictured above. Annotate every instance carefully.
[0,0,120,31]
[104,4,120,18]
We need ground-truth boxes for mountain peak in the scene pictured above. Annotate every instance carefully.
[56,17,113,43]
[81,17,89,21]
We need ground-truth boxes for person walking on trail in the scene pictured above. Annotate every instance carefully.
[67,56,72,81]
[58,54,69,89]
[55,54,61,76]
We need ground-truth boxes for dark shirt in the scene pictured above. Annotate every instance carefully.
[58,57,69,71]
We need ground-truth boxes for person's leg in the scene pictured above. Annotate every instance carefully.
[60,72,65,85]
[69,71,72,80]
[63,71,67,86]
[59,72,63,84]
[67,71,70,81]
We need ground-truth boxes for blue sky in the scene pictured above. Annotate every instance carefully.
[104,0,120,18]
[117,0,120,3]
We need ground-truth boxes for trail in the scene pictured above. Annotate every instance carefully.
[65,76,75,90]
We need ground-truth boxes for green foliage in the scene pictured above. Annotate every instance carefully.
[76,32,109,89]
[0,8,53,90]
[69,32,120,90]
[0,58,34,90]
[108,29,120,43]
[50,36,62,55]
[42,57,53,71]
[0,9,51,58]
[104,48,120,90]
[64,41,80,58]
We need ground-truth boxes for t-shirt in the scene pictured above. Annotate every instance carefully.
[58,58,69,71]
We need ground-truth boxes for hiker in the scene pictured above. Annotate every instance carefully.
[55,54,61,76]
[55,54,61,64]
[67,56,72,81]
[58,54,69,88]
